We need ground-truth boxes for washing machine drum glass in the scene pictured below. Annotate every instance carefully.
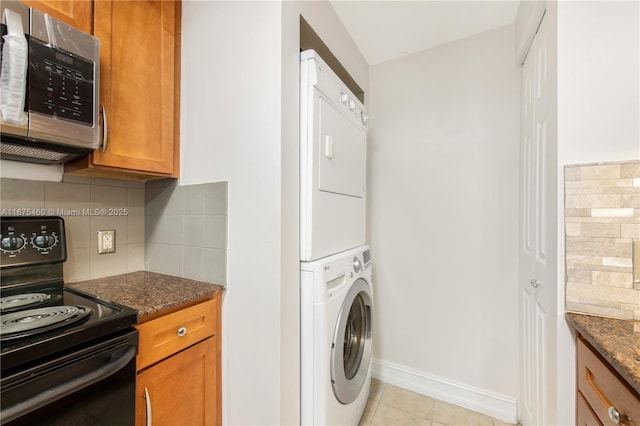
[331,278,373,405]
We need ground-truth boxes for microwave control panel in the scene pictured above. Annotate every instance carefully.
[28,38,95,126]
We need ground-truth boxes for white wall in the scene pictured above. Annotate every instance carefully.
[555,2,640,425]
[557,0,640,164]
[181,2,283,424]
[180,1,368,424]
[367,25,521,421]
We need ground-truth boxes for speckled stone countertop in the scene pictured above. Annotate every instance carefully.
[566,312,640,395]
[67,271,224,320]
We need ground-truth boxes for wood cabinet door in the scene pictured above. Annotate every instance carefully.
[92,0,177,175]
[136,337,219,426]
[577,392,602,426]
[23,0,93,33]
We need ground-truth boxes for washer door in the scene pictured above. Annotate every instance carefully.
[330,278,373,405]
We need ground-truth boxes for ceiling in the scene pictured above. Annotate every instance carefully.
[329,1,521,65]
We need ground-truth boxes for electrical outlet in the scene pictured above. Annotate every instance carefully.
[97,230,116,254]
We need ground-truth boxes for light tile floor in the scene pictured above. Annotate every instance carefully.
[359,379,517,426]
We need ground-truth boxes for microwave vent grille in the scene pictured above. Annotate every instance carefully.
[1,143,68,161]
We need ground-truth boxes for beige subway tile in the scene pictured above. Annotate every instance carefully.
[622,193,640,208]
[621,302,640,312]
[602,257,633,268]
[564,166,581,181]
[566,282,639,303]
[569,303,634,320]
[582,265,632,274]
[621,224,640,239]
[579,164,621,180]
[566,239,631,258]
[566,293,580,305]
[592,271,634,288]
[620,162,640,178]
[565,216,639,224]
[566,194,622,209]
[566,179,634,189]
[592,285,639,303]
[580,223,621,238]
[566,254,602,269]
[567,268,592,284]
[565,208,592,218]
[565,223,581,237]
[591,208,634,218]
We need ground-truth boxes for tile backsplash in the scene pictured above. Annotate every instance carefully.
[146,180,227,285]
[0,175,145,282]
[1,176,228,286]
[565,161,640,320]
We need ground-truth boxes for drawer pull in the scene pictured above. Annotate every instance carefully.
[177,327,187,337]
[608,406,629,425]
[609,406,621,424]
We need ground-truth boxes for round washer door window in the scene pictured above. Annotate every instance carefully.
[330,278,373,404]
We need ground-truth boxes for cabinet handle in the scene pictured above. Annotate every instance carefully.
[177,327,187,337]
[101,105,108,153]
[608,406,621,424]
[530,278,540,288]
[143,387,152,426]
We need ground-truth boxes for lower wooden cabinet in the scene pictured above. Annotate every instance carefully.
[136,337,218,426]
[136,297,221,426]
[576,336,639,426]
[577,392,602,426]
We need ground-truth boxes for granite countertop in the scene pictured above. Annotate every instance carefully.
[566,312,640,395]
[67,271,224,320]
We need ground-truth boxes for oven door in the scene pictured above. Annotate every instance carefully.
[1,329,138,426]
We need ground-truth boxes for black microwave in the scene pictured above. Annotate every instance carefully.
[0,0,100,164]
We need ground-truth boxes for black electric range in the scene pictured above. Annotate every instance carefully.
[0,216,138,425]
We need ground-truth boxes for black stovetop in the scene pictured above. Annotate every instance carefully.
[0,285,138,373]
[0,217,138,373]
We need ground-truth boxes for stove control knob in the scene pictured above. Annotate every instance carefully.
[340,92,349,104]
[348,100,356,111]
[32,233,58,250]
[1,235,26,252]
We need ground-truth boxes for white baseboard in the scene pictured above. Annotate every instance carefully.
[372,359,518,424]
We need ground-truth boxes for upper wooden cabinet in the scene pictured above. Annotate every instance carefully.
[65,0,181,180]
[22,0,93,33]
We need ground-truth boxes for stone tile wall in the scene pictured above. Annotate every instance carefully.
[0,175,145,282]
[565,161,640,320]
[146,180,227,285]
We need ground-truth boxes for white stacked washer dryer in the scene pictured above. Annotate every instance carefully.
[299,49,373,426]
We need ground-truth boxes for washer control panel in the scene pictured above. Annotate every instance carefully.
[0,217,66,268]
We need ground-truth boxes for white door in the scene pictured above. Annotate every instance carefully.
[518,13,557,426]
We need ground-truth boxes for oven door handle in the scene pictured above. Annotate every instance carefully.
[1,345,136,424]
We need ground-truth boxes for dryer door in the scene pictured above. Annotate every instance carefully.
[317,95,366,198]
[330,278,373,404]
